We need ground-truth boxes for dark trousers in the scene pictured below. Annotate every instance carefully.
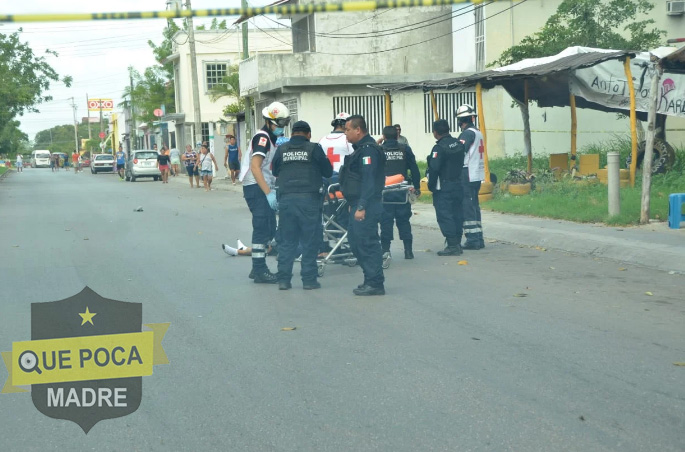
[348,200,385,288]
[277,193,322,284]
[461,168,483,244]
[433,186,463,240]
[244,184,277,272]
[380,201,412,249]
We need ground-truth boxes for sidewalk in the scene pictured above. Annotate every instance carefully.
[170,171,685,274]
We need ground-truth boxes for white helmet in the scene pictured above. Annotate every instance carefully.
[331,112,350,127]
[456,104,476,119]
[262,101,291,127]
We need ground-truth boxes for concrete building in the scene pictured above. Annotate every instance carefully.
[163,28,291,155]
[240,0,685,160]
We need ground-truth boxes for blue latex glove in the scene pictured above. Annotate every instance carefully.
[266,191,279,210]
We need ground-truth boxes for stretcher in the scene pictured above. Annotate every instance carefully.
[316,175,414,276]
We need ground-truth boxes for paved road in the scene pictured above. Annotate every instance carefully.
[1,169,683,451]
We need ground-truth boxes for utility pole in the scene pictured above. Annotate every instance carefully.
[129,69,136,149]
[242,0,253,140]
[185,0,203,148]
[99,102,104,153]
[86,93,92,139]
[69,97,79,153]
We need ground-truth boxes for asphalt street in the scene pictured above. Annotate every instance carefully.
[0,168,683,452]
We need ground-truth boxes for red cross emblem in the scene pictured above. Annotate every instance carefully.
[326,147,341,165]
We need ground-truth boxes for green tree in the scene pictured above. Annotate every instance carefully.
[492,0,665,66]
[121,66,175,127]
[208,65,244,116]
[0,30,72,155]
[33,122,92,154]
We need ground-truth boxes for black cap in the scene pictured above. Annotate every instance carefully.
[291,120,311,133]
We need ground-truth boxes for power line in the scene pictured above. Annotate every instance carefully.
[262,3,482,39]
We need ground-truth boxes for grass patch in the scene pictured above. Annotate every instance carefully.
[415,139,685,225]
[0,167,7,176]
[485,145,685,225]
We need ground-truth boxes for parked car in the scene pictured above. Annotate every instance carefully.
[90,154,114,173]
[125,150,161,182]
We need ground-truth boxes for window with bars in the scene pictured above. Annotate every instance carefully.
[201,122,210,145]
[205,62,229,91]
[423,92,477,133]
[333,96,386,136]
[474,6,486,72]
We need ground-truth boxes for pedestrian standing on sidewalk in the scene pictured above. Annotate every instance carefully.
[427,119,465,256]
[272,120,332,291]
[169,146,181,177]
[238,101,291,284]
[456,104,486,250]
[224,135,241,185]
[182,144,200,188]
[341,114,386,296]
[199,144,218,191]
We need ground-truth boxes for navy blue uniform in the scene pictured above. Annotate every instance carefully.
[342,134,386,289]
[272,136,333,286]
[380,140,421,253]
[428,134,465,245]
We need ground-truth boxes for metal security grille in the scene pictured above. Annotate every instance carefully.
[282,98,298,137]
[205,62,228,90]
[201,122,210,145]
[423,91,477,133]
[333,96,386,136]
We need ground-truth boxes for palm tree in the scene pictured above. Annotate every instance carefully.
[208,65,244,116]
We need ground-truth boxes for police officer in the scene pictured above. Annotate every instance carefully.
[238,101,291,283]
[456,104,486,250]
[272,121,333,290]
[427,119,465,256]
[341,115,386,296]
[379,125,421,260]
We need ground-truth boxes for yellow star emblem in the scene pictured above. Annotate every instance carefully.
[79,307,97,326]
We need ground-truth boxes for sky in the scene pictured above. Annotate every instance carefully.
[3,0,278,142]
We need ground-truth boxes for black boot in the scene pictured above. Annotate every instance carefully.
[437,238,463,256]
[403,240,414,259]
[253,269,278,284]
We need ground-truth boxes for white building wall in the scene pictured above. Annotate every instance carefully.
[173,29,291,124]
[480,0,685,158]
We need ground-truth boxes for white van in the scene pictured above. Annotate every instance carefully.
[31,150,51,168]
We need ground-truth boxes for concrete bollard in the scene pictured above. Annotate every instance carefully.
[607,152,620,216]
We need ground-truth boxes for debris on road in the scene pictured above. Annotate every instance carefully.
[134,206,143,212]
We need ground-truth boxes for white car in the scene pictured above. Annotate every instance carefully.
[125,150,161,182]
[90,154,115,174]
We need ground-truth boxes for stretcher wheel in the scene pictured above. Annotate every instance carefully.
[317,262,325,277]
[344,258,357,267]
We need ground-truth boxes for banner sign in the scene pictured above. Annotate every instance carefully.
[569,51,685,118]
[2,287,169,434]
[88,98,114,112]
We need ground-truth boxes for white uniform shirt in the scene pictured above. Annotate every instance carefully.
[318,131,353,173]
[463,127,486,182]
[239,130,276,187]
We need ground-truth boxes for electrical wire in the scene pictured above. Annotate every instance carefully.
[263,3,482,39]
[257,0,526,56]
